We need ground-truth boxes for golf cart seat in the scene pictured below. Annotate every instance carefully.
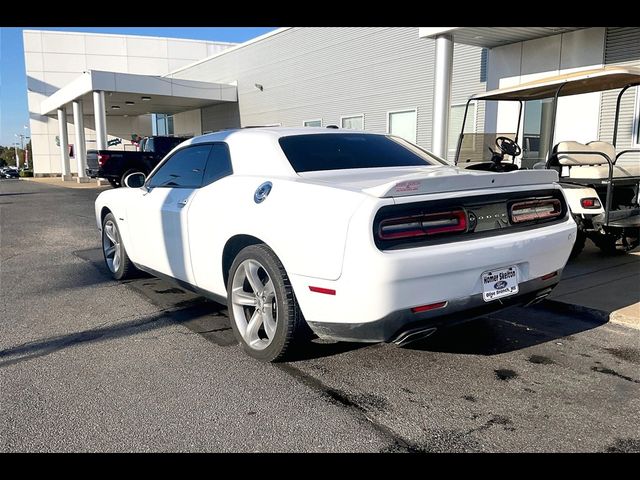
[554,141,640,179]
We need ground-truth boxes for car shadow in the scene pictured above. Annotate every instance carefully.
[0,303,210,368]
[402,304,607,355]
[0,192,42,196]
[550,241,640,319]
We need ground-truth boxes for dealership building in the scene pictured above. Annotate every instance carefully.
[23,27,640,178]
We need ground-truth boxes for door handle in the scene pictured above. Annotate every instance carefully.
[177,198,189,207]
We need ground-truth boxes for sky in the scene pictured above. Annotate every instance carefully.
[0,27,277,147]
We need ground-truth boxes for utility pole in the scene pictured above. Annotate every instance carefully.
[15,125,30,169]
[14,143,20,168]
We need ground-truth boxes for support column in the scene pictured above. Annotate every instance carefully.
[72,100,90,183]
[57,107,72,181]
[93,90,108,151]
[431,34,454,160]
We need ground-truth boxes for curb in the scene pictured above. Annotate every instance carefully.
[538,299,639,330]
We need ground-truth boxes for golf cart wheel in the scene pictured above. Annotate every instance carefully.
[569,229,587,260]
[592,233,619,255]
[569,215,587,260]
[622,227,640,253]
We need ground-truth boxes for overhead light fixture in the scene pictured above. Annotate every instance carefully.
[254,83,263,91]
[123,114,129,118]
[111,105,121,110]
[141,96,151,101]
[125,101,135,105]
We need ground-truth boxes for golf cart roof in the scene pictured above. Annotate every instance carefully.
[472,66,640,101]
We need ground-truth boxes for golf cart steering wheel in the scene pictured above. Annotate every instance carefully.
[495,136,522,158]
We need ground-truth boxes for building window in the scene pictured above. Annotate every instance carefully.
[303,119,322,127]
[340,114,364,130]
[387,109,417,144]
[448,102,476,159]
[153,113,175,136]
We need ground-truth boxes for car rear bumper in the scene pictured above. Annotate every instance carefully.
[306,274,560,343]
[86,168,101,178]
[289,217,576,342]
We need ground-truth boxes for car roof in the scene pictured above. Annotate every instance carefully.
[186,126,378,145]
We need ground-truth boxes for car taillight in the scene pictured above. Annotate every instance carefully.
[378,209,467,240]
[97,154,110,166]
[580,197,601,209]
[509,199,562,224]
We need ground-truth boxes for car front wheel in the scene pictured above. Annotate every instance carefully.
[227,244,310,362]
[102,212,136,280]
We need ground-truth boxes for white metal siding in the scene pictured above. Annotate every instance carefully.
[172,27,487,158]
[599,27,640,166]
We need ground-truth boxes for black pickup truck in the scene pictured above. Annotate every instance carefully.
[86,135,190,187]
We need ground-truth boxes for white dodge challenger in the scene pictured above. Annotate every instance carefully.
[95,127,576,361]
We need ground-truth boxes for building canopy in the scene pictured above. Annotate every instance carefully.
[40,70,237,117]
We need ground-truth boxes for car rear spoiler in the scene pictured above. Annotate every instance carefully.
[363,169,559,198]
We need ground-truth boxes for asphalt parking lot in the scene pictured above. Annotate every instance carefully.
[1,178,639,452]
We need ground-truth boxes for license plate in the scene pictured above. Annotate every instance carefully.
[482,266,519,302]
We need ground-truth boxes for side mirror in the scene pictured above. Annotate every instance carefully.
[123,172,146,188]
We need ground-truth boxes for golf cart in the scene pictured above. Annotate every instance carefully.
[454,66,640,258]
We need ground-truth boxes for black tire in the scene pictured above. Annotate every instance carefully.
[120,169,145,188]
[108,179,120,188]
[101,212,136,280]
[592,233,619,255]
[569,217,587,260]
[227,244,310,362]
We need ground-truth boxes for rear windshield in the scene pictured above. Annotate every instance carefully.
[278,133,446,173]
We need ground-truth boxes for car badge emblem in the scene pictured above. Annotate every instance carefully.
[254,181,273,204]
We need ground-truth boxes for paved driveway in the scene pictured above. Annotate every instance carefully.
[1,179,639,452]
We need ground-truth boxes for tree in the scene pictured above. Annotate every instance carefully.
[0,144,26,168]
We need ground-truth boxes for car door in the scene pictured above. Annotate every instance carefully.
[128,144,212,284]
[188,143,234,291]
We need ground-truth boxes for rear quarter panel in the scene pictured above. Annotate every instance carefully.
[187,175,367,297]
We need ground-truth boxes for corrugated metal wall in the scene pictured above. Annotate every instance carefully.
[172,27,487,160]
[599,27,640,165]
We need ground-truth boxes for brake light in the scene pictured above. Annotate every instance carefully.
[97,154,110,167]
[580,197,601,209]
[411,301,447,313]
[379,209,467,240]
[309,286,336,295]
[510,199,562,224]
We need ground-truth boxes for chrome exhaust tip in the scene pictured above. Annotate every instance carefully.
[393,327,437,347]
[523,287,553,307]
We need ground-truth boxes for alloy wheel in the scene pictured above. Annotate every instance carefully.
[231,259,278,350]
[102,220,121,273]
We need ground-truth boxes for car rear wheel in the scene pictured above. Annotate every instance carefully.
[102,213,136,280]
[227,244,310,362]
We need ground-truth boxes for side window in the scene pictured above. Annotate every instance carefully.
[202,143,233,186]
[147,145,212,188]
